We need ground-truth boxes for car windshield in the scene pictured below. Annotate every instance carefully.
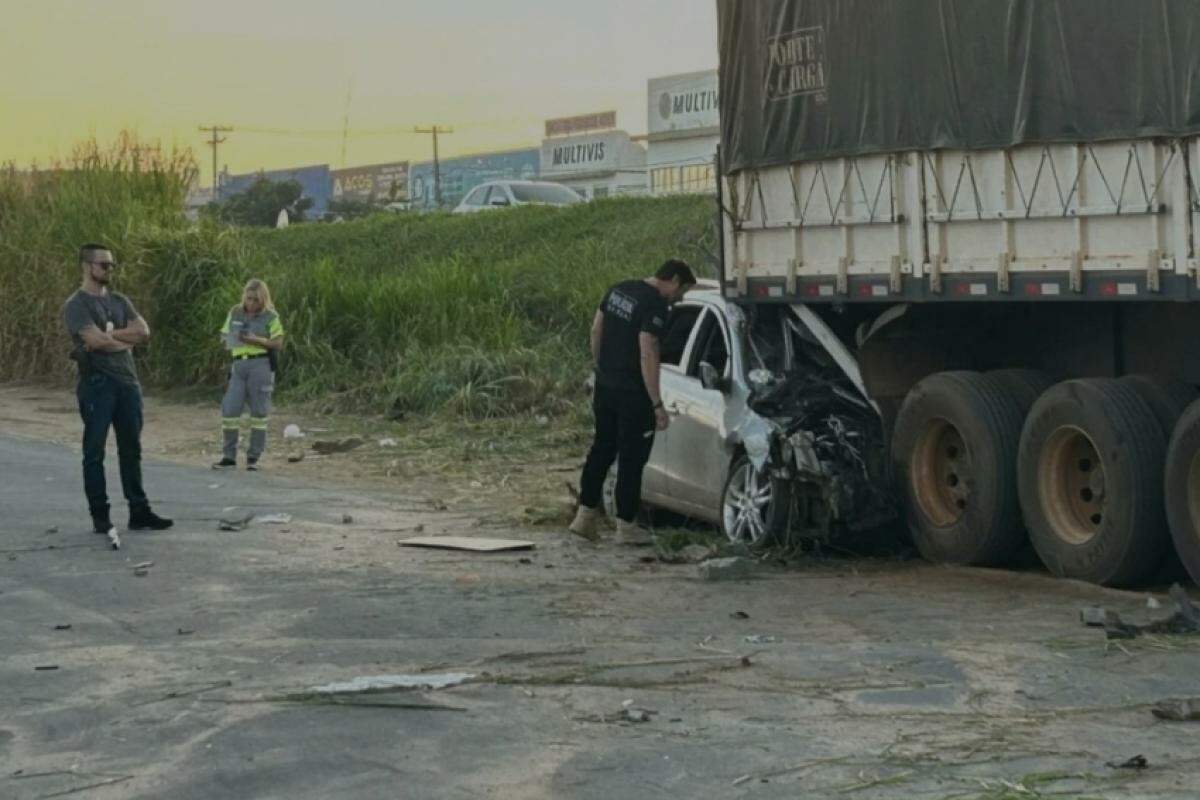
[509,184,581,204]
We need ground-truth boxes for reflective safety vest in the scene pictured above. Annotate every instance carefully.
[221,307,284,358]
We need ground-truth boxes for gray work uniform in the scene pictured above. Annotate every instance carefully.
[219,307,283,461]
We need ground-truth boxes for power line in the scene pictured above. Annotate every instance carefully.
[414,126,454,208]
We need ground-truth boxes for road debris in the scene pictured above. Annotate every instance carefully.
[44,526,58,534]
[177,628,195,636]
[744,634,781,644]
[287,451,305,463]
[1106,755,1149,770]
[34,665,59,671]
[255,513,292,525]
[308,673,474,694]
[399,536,535,553]
[283,423,304,439]
[218,509,254,531]
[53,624,72,631]
[732,774,752,786]
[341,513,354,524]
[132,561,154,570]
[731,611,750,620]
[312,437,365,455]
[1152,698,1200,721]
[378,437,398,447]
[1081,585,1200,640]
[698,556,756,581]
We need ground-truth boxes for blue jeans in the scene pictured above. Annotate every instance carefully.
[76,373,148,516]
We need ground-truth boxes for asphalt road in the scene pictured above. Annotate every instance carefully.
[4,432,1200,799]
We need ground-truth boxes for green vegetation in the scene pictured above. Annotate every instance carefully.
[210,177,313,226]
[1,135,716,418]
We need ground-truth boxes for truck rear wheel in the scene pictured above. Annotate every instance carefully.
[1119,375,1197,437]
[892,371,1026,565]
[1017,379,1168,586]
[987,369,1055,413]
[1164,399,1200,586]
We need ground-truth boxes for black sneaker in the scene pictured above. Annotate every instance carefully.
[92,510,115,535]
[128,508,173,531]
[246,459,260,472]
[212,458,237,470]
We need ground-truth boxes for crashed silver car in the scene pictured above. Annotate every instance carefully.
[604,282,894,546]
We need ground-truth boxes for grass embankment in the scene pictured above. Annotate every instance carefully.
[1,140,715,419]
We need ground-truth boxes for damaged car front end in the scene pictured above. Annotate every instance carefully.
[723,303,895,547]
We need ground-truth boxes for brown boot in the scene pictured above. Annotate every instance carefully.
[615,519,653,547]
[568,505,600,542]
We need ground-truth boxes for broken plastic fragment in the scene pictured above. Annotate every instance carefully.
[309,673,474,694]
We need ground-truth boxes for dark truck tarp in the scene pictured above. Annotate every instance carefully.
[719,0,1200,173]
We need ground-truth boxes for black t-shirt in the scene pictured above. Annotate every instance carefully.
[595,279,668,394]
[62,289,141,385]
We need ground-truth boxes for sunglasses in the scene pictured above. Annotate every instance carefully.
[89,260,117,270]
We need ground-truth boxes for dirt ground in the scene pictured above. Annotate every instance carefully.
[4,382,1200,799]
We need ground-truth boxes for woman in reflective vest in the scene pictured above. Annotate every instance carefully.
[213,279,284,471]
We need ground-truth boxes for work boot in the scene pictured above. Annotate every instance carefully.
[615,519,654,547]
[568,505,600,542]
[128,507,174,531]
[246,458,260,472]
[212,457,236,470]
[92,508,115,536]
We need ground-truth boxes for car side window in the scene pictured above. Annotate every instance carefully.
[466,186,489,206]
[660,305,703,367]
[687,309,730,379]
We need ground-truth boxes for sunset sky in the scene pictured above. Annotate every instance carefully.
[2,0,719,184]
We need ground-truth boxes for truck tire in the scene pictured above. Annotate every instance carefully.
[1017,379,1169,586]
[1164,399,1200,586]
[1119,375,1198,438]
[987,369,1055,413]
[892,371,1027,565]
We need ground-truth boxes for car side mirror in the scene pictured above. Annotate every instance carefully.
[490,197,510,207]
[698,361,728,393]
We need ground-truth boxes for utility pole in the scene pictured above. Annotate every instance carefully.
[198,125,233,201]
[414,126,453,208]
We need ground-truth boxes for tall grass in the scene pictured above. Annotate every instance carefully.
[0,133,196,378]
[1,134,716,418]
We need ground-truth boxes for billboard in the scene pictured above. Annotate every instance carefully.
[649,70,719,137]
[221,164,332,215]
[545,111,617,138]
[540,131,646,177]
[331,161,409,204]
[408,148,539,210]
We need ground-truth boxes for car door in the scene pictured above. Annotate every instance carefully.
[663,307,734,520]
[641,303,705,504]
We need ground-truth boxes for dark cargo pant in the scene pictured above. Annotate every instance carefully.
[76,372,149,517]
[578,384,656,522]
[221,356,274,460]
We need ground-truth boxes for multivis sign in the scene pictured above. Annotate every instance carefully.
[540,131,625,174]
[648,70,720,136]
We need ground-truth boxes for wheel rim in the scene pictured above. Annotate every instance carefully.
[1038,426,1105,545]
[723,461,773,546]
[601,465,618,518]
[1187,451,1200,543]
[910,418,972,527]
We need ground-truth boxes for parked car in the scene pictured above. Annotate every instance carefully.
[452,180,582,214]
[602,282,894,547]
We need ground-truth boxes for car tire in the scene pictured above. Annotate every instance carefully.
[721,454,791,548]
[1164,398,1200,586]
[1018,378,1168,586]
[892,371,1027,566]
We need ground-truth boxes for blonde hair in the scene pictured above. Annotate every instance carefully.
[235,278,275,314]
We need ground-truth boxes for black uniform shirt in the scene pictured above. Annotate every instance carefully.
[595,279,668,395]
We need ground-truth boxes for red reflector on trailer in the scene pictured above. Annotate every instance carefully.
[753,284,771,297]
[1024,283,1041,296]
[1100,282,1118,296]
[857,284,873,297]
[804,284,821,296]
